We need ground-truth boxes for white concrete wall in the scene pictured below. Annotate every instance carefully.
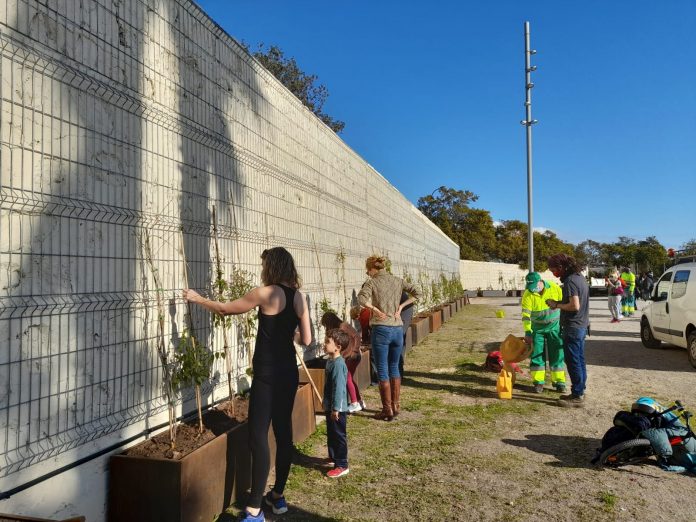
[0,1,459,519]
[459,260,559,291]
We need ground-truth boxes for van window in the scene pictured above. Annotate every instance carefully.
[653,272,673,302]
[671,270,690,299]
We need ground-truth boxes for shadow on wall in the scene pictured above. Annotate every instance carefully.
[0,0,267,518]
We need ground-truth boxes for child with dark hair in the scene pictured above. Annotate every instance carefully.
[321,311,364,412]
[323,328,350,478]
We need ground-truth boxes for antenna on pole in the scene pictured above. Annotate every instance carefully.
[520,21,538,272]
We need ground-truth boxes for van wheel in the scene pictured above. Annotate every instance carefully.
[688,332,696,369]
[641,318,661,349]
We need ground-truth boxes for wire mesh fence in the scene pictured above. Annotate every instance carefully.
[0,0,459,484]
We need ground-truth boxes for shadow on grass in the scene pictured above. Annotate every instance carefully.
[403,369,563,406]
[501,434,600,469]
[292,447,332,473]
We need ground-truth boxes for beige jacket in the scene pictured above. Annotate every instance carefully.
[357,270,420,327]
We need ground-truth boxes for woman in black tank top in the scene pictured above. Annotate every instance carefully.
[183,247,311,521]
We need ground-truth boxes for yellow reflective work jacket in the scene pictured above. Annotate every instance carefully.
[521,281,563,335]
[621,271,635,292]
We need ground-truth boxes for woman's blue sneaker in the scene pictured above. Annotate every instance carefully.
[264,491,288,515]
[239,509,265,521]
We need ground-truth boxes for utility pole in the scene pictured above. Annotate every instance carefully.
[521,21,538,272]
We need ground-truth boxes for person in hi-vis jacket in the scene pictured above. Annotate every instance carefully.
[521,272,566,393]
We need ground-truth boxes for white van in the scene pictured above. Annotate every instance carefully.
[640,260,696,368]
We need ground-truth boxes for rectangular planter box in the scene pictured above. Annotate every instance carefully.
[299,365,325,414]
[451,301,459,314]
[441,305,451,323]
[354,349,371,391]
[429,310,442,332]
[292,383,316,444]
[109,421,250,522]
[411,317,430,345]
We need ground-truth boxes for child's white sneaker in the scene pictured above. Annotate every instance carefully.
[348,402,362,413]
[359,399,367,410]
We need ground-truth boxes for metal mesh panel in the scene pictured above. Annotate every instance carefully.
[0,0,459,482]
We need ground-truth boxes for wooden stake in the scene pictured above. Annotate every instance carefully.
[295,345,322,403]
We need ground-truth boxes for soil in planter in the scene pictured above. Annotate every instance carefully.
[124,396,249,460]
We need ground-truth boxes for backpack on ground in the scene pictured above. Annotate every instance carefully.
[483,351,504,372]
[590,411,655,463]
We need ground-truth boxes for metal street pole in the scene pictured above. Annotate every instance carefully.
[521,21,538,272]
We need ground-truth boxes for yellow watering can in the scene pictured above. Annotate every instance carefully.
[496,334,532,399]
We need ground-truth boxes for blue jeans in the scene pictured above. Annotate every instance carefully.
[371,325,403,380]
[562,326,587,396]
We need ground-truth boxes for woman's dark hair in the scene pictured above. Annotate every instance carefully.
[320,311,342,330]
[547,253,583,275]
[260,247,302,288]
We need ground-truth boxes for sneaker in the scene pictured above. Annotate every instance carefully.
[326,467,350,478]
[347,402,362,413]
[264,491,288,515]
[558,394,585,408]
[553,383,566,393]
[239,509,265,521]
[533,383,545,393]
[359,399,367,410]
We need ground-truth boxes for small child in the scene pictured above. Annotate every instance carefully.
[321,311,364,412]
[323,328,350,478]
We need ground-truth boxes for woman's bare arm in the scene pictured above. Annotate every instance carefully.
[183,287,265,315]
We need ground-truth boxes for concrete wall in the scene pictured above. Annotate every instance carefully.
[459,260,559,292]
[0,1,458,519]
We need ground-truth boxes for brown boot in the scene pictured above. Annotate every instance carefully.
[374,380,393,421]
[390,377,401,417]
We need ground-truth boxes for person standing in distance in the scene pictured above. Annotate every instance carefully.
[544,254,589,408]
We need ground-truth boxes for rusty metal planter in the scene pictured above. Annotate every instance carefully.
[292,383,316,443]
[429,310,442,332]
[441,304,451,322]
[109,420,250,522]
[300,363,326,414]
[411,317,430,345]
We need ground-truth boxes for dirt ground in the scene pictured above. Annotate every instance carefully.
[221,297,696,521]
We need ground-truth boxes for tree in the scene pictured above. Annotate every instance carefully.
[635,236,667,273]
[575,239,605,267]
[493,220,575,271]
[417,186,496,261]
[248,44,345,133]
[680,239,696,254]
[493,220,528,264]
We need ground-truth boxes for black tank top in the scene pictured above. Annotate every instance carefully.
[253,284,299,375]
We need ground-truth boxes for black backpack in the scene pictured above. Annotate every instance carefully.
[590,411,654,463]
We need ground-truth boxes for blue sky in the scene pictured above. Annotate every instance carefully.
[196,1,696,249]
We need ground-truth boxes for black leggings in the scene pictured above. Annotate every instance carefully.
[247,369,298,508]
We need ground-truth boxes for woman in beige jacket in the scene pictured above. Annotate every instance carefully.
[358,256,419,420]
